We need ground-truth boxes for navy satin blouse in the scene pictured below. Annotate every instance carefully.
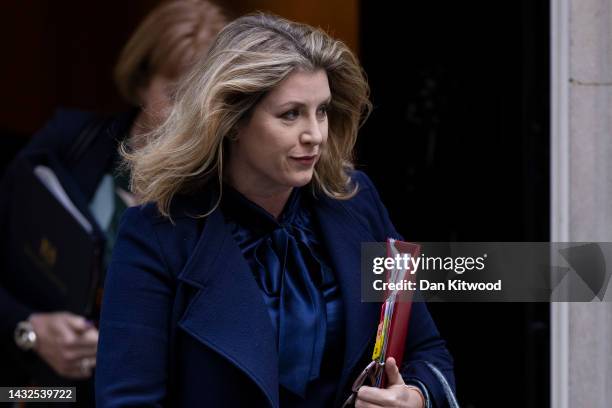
[221,185,345,405]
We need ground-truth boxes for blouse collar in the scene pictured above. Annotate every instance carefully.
[220,183,303,235]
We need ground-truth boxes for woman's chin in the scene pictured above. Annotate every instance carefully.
[287,171,314,188]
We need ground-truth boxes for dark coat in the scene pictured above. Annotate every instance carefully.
[0,108,135,400]
[95,171,455,407]
[0,108,136,336]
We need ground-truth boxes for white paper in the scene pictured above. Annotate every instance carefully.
[33,165,93,234]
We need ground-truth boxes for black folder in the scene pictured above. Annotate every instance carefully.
[7,152,102,316]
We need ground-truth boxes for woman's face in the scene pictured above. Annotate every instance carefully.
[140,74,174,122]
[227,68,331,197]
[131,74,176,143]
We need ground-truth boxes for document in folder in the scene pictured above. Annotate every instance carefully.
[371,238,421,387]
[7,154,102,315]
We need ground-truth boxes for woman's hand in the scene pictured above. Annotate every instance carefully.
[355,357,425,408]
[29,312,98,379]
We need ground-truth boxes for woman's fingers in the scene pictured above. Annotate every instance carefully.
[63,314,94,333]
[357,386,396,406]
[28,312,99,379]
[384,357,405,386]
[355,395,385,408]
[62,357,96,380]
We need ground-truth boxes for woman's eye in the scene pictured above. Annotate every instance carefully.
[281,109,299,120]
[316,105,328,119]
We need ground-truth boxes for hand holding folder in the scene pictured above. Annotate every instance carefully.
[342,239,421,407]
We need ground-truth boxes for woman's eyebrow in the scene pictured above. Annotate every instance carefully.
[276,96,332,108]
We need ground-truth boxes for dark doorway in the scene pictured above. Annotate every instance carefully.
[358,1,550,407]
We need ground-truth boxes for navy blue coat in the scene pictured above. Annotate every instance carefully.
[95,171,455,407]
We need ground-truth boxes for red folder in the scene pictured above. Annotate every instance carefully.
[341,239,422,407]
[379,239,421,387]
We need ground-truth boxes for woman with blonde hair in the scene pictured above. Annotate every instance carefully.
[96,13,455,408]
[0,0,227,405]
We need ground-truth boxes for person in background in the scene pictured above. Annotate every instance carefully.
[0,0,227,404]
[96,13,456,407]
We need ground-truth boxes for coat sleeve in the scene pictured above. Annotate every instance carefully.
[95,206,175,407]
[355,171,457,408]
[0,161,34,337]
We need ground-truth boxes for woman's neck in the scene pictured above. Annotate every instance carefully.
[226,180,292,219]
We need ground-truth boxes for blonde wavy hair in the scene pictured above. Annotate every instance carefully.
[124,13,372,217]
[114,0,228,106]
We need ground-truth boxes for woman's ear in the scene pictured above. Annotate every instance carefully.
[230,116,250,142]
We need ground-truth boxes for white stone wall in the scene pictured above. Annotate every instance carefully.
[553,0,612,406]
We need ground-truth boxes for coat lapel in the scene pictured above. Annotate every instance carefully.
[172,190,382,407]
[313,195,381,402]
[176,207,280,408]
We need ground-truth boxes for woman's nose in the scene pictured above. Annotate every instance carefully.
[300,115,325,145]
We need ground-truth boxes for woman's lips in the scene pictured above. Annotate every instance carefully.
[290,155,317,165]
